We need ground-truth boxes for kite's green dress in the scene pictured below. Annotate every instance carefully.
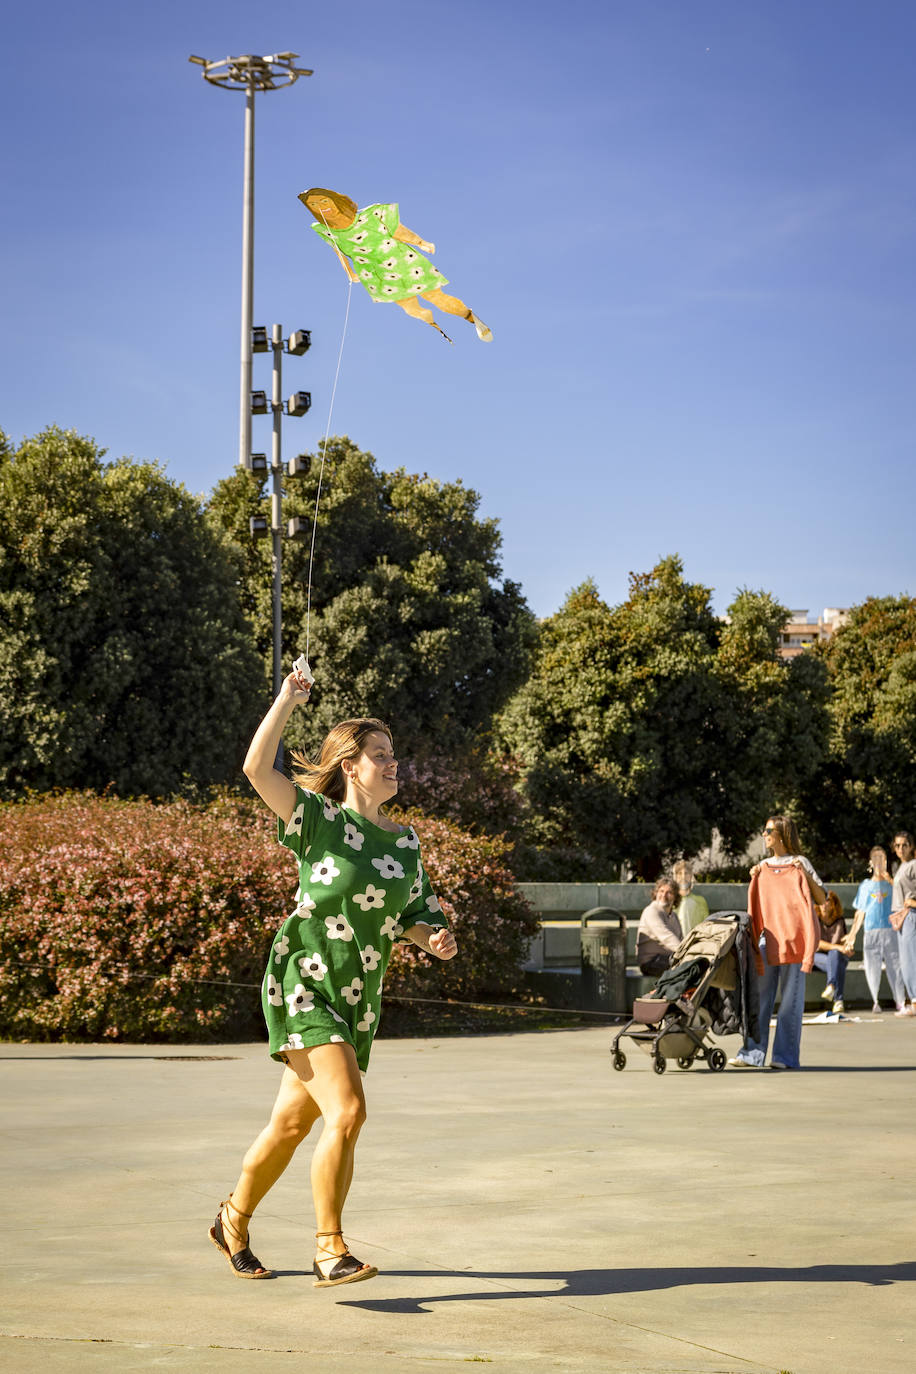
[313,202,449,303]
[261,787,445,1071]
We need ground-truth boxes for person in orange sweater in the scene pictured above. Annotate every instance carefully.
[729,815,826,1071]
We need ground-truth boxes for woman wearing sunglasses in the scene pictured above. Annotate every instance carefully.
[729,815,826,1070]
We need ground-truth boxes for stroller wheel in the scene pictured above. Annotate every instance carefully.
[707,1048,727,1072]
[612,1050,626,1071]
[676,1056,693,1070]
[653,1055,666,1075]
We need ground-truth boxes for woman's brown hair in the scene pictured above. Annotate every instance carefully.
[817,890,843,925]
[300,187,358,225]
[290,718,393,802]
[766,814,802,855]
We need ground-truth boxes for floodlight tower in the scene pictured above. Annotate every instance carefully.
[188,53,313,471]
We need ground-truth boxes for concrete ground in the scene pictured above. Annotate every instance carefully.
[1,1015,914,1374]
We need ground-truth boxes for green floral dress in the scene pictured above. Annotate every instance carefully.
[313,202,449,303]
[262,787,445,1071]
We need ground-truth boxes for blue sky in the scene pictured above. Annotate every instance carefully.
[3,1,914,620]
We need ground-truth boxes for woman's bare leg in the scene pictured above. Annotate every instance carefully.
[283,1041,368,1265]
[218,1063,321,1256]
[422,288,492,341]
[397,294,452,341]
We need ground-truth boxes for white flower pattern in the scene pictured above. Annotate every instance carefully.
[343,822,365,851]
[380,914,404,941]
[298,953,328,981]
[372,854,405,881]
[265,973,283,1006]
[280,1033,305,1051]
[357,1008,376,1033]
[395,830,419,850]
[352,884,386,912]
[285,984,314,1017]
[341,977,364,1006]
[323,798,340,822]
[325,914,354,942]
[310,856,340,886]
[272,934,290,963]
[360,944,381,972]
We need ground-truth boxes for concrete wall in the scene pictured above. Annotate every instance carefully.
[518,882,875,1009]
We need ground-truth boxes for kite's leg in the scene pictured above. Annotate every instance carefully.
[422,288,493,342]
[397,295,453,344]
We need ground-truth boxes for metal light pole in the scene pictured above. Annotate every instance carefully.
[249,326,312,696]
[188,53,313,471]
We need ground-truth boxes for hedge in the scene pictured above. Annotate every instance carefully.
[0,792,536,1043]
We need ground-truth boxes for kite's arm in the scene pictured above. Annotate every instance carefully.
[394,223,435,254]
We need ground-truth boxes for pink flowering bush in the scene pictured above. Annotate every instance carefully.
[0,792,536,1043]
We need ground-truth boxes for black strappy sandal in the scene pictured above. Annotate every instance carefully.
[208,1196,274,1279]
[312,1230,378,1288]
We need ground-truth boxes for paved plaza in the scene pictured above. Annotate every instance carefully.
[1,1016,914,1373]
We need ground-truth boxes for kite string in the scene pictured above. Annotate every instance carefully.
[304,210,353,664]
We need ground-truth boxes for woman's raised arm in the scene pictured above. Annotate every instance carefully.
[243,670,311,823]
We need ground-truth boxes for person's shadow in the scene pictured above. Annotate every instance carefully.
[337,1261,916,1313]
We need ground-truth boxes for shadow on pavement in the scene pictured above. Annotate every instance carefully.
[339,1260,916,1313]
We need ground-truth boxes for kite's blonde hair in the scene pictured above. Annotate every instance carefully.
[301,187,358,226]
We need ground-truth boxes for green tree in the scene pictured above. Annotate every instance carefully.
[207,437,535,759]
[713,588,829,853]
[795,597,916,872]
[498,559,723,875]
[497,559,829,878]
[0,427,263,796]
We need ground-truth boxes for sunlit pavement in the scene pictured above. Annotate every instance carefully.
[1,1017,914,1373]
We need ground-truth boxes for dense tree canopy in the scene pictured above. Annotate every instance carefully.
[795,597,916,871]
[496,558,827,877]
[207,437,536,760]
[0,427,263,797]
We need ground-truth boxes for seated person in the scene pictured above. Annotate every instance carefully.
[813,891,849,1013]
[673,859,709,935]
[636,877,683,976]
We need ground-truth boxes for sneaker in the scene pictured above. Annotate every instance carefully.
[728,1048,765,1068]
[894,1005,916,1017]
[821,983,835,1001]
[872,1003,882,1014]
[833,999,844,1014]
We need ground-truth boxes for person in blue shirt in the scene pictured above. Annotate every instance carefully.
[845,847,905,1013]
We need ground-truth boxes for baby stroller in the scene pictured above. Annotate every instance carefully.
[611,912,759,1075]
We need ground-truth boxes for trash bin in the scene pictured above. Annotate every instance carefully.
[580,908,628,1012]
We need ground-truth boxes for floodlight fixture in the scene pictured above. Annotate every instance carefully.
[252,325,269,353]
[287,454,310,477]
[286,391,312,417]
[250,453,268,473]
[188,51,312,473]
[249,515,269,537]
[287,517,308,540]
[287,329,311,356]
[251,390,269,414]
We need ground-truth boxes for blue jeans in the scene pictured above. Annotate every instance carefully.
[898,911,916,1001]
[745,944,807,1068]
[813,948,848,999]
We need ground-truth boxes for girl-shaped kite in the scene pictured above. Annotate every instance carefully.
[300,188,492,344]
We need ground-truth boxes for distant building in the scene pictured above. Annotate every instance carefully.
[777,607,849,659]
